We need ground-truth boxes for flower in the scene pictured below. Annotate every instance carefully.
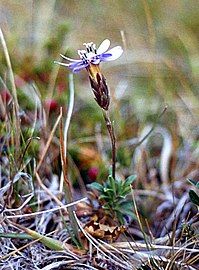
[55,39,123,110]
[88,167,99,181]
[55,39,123,74]
[44,98,59,113]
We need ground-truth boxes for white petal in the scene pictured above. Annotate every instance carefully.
[102,46,123,61]
[97,39,111,54]
[54,61,70,67]
[60,54,80,62]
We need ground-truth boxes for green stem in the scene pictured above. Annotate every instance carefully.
[103,110,116,180]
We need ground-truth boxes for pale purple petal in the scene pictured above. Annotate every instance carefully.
[60,54,80,62]
[99,53,112,61]
[91,58,101,65]
[97,39,110,55]
[54,61,70,67]
[100,46,123,61]
[69,61,89,72]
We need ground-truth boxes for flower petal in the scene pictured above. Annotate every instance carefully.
[99,53,112,61]
[69,61,89,73]
[91,58,101,65]
[60,54,80,62]
[97,39,111,55]
[54,61,70,67]
[100,46,123,61]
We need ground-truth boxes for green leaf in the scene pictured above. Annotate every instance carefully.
[108,175,116,194]
[189,190,199,206]
[102,204,111,210]
[87,182,103,192]
[119,187,131,197]
[119,200,133,209]
[116,212,125,224]
[15,225,65,251]
[99,194,110,200]
[103,188,114,198]
[115,178,122,191]
[124,175,137,186]
[117,194,126,199]
[122,209,137,219]
[0,233,32,240]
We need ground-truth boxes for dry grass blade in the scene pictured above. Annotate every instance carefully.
[0,233,48,261]
[60,73,75,192]
[0,27,21,155]
[6,197,87,219]
[0,28,19,109]
[74,212,132,270]
[112,241,199,253]
[39,261,78,270]
[131,189,150,249]
[36,110,62,172]
[36,171,65,208]
[10,223,66,251]
[98,239,138,269]
[59,108,82,245]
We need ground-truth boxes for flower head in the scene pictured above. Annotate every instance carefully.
[55,39,123,110]
[55,39,123,74]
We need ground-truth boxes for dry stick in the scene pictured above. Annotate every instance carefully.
[59,108,82,246]
[103,110,116,179]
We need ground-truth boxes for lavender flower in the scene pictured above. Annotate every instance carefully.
[55,39,123,73]
[55,39,123,110]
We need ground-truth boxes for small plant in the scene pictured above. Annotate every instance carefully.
[88,174,136,224]
[56,39,135,226]
[188,178,199,207]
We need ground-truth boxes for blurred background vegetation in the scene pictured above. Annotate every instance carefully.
[0,0,198,183]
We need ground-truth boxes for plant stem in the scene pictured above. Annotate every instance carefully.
[103,110,116,179]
